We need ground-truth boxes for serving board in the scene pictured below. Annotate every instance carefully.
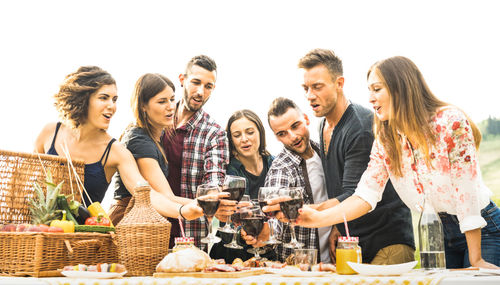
[153,268,266,278]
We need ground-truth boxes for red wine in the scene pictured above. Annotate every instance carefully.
[258,200,276,217]
[198,198,220,218]
[241,216,265,237]
[224,187,245,202]
[279,198,303,222]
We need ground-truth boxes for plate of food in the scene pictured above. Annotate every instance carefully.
[61,271,127,279]
[61,263,127,279]
[346,260,418,276]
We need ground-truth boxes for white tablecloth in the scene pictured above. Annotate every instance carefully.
[1,271,499,285]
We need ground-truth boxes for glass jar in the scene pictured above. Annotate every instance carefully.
[172,237,195,253]
[418,194,446,269]
[336,236,362,275]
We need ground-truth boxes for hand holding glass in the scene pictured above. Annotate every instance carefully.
[224,195,251,249]
[240,204,267,258]
[218,175,246,233]
[196,184,221,244]
[258,187,281,245]
[279,187,304,249]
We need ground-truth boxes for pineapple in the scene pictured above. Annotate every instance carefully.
[28,169,64,225]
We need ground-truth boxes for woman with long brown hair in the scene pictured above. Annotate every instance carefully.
[295,56,500,269]
[226,109,274,199]
[110,73,233,248]
[210,109,275,263]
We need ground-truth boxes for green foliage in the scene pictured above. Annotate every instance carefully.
[478,136,500,197]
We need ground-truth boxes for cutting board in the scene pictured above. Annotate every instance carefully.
[153,268,266,278]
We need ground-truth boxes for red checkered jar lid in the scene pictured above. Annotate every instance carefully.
[175,237,194,244]
[338,236,359,243]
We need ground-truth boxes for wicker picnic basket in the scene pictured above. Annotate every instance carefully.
[0,149,84,224]
[0,149,118,277]
[116,183,171,276]
[0,232,118,277]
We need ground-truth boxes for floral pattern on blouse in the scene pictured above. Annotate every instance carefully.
[354,107,491,233]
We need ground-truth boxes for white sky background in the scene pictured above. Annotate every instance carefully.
[1,0,499,211]
[1,0,499,154]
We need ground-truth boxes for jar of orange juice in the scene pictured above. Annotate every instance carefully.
[336,236,362,274]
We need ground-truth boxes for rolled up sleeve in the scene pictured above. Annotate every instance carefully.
[353,140,389,212]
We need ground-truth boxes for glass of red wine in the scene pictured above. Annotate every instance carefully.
[258,187,282,245]
[218,175,246,234]
[240,204,267,258]
[279,187,304,249]
[196,183,222,244]
[224,195,251,249]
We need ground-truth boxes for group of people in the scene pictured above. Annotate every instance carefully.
[34,49,500,269]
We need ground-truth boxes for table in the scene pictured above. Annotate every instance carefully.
[1,271,499,285]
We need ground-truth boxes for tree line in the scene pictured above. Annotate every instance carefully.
[480,116,500,139]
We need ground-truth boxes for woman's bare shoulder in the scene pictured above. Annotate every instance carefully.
[34,122,61,152]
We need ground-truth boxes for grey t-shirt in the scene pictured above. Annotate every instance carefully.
[113,126,168,199]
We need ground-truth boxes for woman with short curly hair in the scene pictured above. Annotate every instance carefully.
[35,66,202,221]
[54,66,116,128]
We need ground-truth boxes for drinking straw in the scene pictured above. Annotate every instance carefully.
[343,213,350,238]
[178,217,186,238]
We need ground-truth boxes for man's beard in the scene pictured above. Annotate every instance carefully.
[284,137,310,156]
[183,88,203,112]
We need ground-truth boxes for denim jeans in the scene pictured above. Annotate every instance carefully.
[439,200,500,268]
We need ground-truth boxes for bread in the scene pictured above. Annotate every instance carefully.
[156,247,211,272]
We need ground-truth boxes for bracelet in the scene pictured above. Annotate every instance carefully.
[179,204,187,220]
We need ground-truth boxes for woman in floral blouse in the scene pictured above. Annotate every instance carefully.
[295,56,500,268]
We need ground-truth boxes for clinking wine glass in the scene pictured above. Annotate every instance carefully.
[258,187,282,245]
[240,204,267,259]
[279,187,304,249]
[218,175,246,234]
[224,195,251,249]
[196,184,222,244]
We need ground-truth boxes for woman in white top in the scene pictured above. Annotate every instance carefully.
[295,56,500,269]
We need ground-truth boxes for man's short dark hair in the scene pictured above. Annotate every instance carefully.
[185,55,217,74]
[298,48,343,80]
[267,97,301,125]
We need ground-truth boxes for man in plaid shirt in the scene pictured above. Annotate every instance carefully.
[162,55,231,249]
[263,97,333,263]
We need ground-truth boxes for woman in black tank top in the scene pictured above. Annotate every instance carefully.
[34,66,204,223]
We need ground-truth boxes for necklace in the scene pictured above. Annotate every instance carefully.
[323,124,334,155]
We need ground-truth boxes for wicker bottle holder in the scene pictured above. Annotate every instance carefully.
[115,183,171,276]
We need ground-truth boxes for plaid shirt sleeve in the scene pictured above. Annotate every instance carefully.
[263,152,318,262]
[202,128,229,186]
[264,162,295,188]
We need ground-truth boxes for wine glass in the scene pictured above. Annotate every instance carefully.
[218,175,246,233]
[224,195,251,249]
[196,184,221,244]
[258,187,282,245]
[240,204,267,259]
[279,187,304,249]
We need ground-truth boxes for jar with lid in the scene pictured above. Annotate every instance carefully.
[336,236,362,275]
[172,237,195,252]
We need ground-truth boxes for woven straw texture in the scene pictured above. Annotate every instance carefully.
[0,149,84,224]
[0,232,118,277]
[116,185,171,276]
